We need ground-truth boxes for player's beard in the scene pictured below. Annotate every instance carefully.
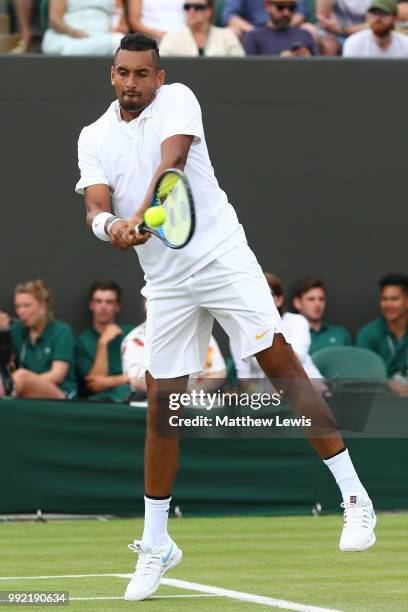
[120,97,145,112]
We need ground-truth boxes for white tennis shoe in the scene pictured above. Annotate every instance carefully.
[124,537,182,601]
[339,493,377,552]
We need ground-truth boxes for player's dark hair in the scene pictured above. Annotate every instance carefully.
[379,273,408,294]
[114,33,160,69]
[264,272,284,297]
[291,277,326,300]
[89,281,122,302]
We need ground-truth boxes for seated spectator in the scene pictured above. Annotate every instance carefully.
[357,274,408,383]
[42,0,127,56]
[160,0,245,56]
[0,321,16,398]
[291,277,351,355]
[0,280,77,399]
[396,0,408,32]
[343,0,408,57]
[243,0,318,56]
[9,0,33,54]
[128,0,185,41]
[316,0,370,54]
[230,273,322,379]
[121,300,226,399]
[223,0,311,37]
[76,281,134,402]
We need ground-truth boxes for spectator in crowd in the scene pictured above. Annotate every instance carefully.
[357,274,408,383]
[42,0,128,56]
[0,280,77,399]
[121,300,226,398]
[76,281,134,402]
[0,320,16,398]
[343,0,408,57]
[230,273,322,379]
[243,0,318,56]
[9,0,33,53]
[396,0,408,32]
[223,0,311,37]
[292,277,352,355]
[128,0,185,41]
[160,0,245,56]
[316,0,371,55]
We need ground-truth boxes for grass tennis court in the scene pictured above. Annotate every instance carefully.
[1,514,407,611]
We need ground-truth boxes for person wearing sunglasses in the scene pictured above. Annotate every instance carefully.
[244,0,318,55]
[160,0,245,56]
[343,0,408,57]
[222,0,310,37]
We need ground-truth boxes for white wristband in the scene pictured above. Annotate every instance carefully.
[92,212,114,242]
[107,216,125,236]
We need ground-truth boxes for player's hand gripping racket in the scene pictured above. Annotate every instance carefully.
[136,168,195,249]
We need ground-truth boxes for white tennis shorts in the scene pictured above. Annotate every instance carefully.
[141,242,283,378]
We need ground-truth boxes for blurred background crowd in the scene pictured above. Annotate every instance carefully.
[1,0,408,58]
[1,272,407,401]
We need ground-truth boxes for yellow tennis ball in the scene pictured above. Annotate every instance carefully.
[144,207,167,228]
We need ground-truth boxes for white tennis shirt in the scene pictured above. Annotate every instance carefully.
[76,83,246,286]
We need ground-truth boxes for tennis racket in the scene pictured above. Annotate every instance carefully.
[136,168,195,249]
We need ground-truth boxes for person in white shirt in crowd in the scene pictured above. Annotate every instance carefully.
[230,273,322,380]
[343,0,408,57]
[316,0,371,54]
[160,0,245,57]
[121,300,227,398]
[128,0,185,41]
[42,0,128,56]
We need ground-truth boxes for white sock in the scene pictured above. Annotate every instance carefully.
[323,449,368,504]
[141,495,171,550]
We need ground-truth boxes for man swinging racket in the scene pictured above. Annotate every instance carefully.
[76,33,376,602]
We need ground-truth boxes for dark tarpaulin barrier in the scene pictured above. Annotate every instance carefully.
[1,398,407,516]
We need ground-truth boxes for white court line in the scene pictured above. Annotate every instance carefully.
[0,573,342,612]
[70,595,219,601]
[0,574,130,580]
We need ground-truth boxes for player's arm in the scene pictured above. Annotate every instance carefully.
[127,134,193,234]
[84,184,149,250]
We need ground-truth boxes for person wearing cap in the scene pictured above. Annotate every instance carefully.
[343,0,408,56]
[243,0,318,55]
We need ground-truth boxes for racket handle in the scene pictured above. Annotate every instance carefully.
[135,223,146,235]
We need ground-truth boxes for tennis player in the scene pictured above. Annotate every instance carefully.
[76,33,376,601]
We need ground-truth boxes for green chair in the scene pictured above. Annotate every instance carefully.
[312,346,387,381]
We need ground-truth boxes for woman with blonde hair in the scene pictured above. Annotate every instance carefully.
[5,280,77,399]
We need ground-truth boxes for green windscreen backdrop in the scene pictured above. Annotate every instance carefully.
[1,399,407,516]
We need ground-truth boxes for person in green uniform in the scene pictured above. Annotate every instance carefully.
[357,274,408,382]
[75,281,133,402]
[291,277,351,354]
[1,279,77,399]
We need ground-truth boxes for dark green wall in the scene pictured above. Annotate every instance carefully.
[1,57,407,343]
[1,399,407,515]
